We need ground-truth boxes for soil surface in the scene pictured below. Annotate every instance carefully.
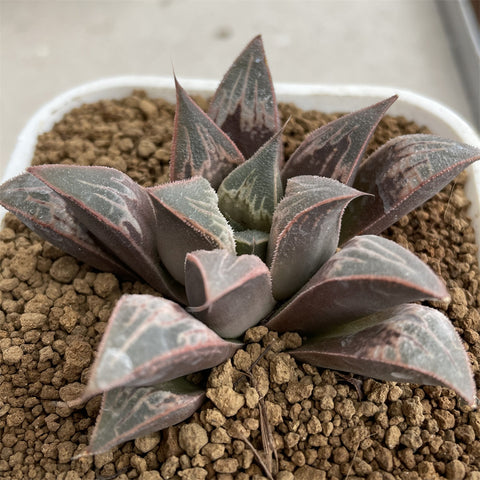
[0,91,479,479]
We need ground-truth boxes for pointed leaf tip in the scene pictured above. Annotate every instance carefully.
[170,77,244,188]
[343,134,480,239]
[217,130,284,232]
[208,35,281,162]
[282,95,398,185]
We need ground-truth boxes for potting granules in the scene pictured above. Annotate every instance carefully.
[0,91,479,479]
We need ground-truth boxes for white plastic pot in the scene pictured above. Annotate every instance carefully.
[3,76,480,259]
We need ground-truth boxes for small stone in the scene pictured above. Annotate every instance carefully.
[213,458,239,474]
[2,345,23,364]
[39,345,54,362]
[93,273,119,298]
[276,472,294,480]
[138,139,157,158]
[400,427,423,451]
[20,312,46,330]
[244,326,268,342]
[139,99,158,118]
[455,424,475,444]
[294,465,325,480]
[366,381,389,403]
[335,398,356,420]
[178,423,208,457]
[135,432,160,453]
[244,386,259,408]
[208,360,235,388]
[402,396,425,426]
[385,425,401,449]
[131,454,147,473]
[6,408,25,427]
[160,456,179,479]
[446,459,466,480]
[94,450,113,469]
[306,415,322,435]
[418,461,437,478]
[178,467,207,480]
[285,380,313,403]
[280,331,302,349]
[206,386,245,417]
[138,471,161,480]
[260,402,281,429]
[59,307,79,333]
[375,446,393,472]
[50,256,80,283]
[59,382,84,403]
[64,339,92,369]
[270,354,292,384]
[210,427,230,444]
[434,409,456,430]
[10,251,37,281]
[233,349,252,371]
[201,443,225,461]
[204,408,226,427]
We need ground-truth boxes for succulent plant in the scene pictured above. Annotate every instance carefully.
[1,35,479,455]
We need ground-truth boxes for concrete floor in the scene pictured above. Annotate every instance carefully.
[1,0,477,179]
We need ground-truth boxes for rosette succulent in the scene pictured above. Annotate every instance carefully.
[1,35,479,455]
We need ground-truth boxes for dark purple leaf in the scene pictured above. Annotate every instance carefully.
[86,378,205,455]
[267,176,365,300]
[266,235,449,333]
[73,294,241,402]
[281,96,397,185]
[28,165,185,302]
[208,35,281,162]
[185,249,276,338]
[149,177,235,285]
[291,304,476,406]
[0,172,136,279]
[217,130,283,232]
[342,135,480,240]
[170,77,245,189]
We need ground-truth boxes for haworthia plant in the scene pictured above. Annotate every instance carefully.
[0,35,479,455]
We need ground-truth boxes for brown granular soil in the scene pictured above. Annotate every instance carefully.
[0,91,479,479]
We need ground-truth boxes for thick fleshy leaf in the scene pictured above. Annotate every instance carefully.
[217,130,283,232]
[234,229,270,259]
[0,172,136,279]
[208,35,281,162]
[77,294,241,402]
[267,176,365,300]
[149,177,236,285]
[86,379,205,455]
[28,165,185,302]
[291,304,476,406]
[266,235,449,333]
[170,77,245,189]
[185,249,276,338]
[342,135,480,240]
[281,96,397,185]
